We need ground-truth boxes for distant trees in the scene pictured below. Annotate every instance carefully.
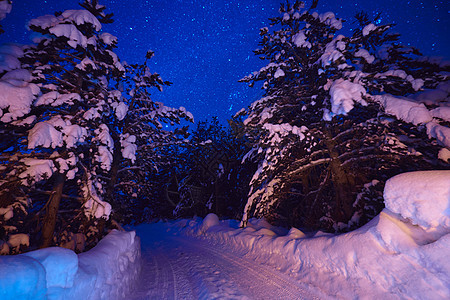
[139,117,254,221]
[0,0,191,254]
[237,1,449,231]
[165,117,255,220]
[108,53,193,224]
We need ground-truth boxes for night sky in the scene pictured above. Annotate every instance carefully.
[1,0,449,124]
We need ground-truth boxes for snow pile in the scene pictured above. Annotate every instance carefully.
[93,124,114,171]
[375,94,432,125]
[318,12,342,30]
[28,121,63,149]
[120,133,137,163]
[35,92,81,107]
[200,213,220,233]
[384,171,450,234]
[362,23,377,36]
[19,158,55,184]
[113,101,128,121]
[0,255,46,300]
[23,248,78,291]
[70,230,141,299]
[28,10,101,49]
[319,35,344,67]
[100,32,117,45]
[292,31,311,48]
[273,68,285,78]
[181,171,450,299]
[0,230,140,300]
[354,48,375,64]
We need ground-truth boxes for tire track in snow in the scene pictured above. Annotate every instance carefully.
[131,240,198,300]
[129,224,326,299]
[173,235,324,300]
[166,241,249,299]
[130,249,173,299]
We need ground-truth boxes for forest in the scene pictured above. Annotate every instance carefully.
[0,0,449,256]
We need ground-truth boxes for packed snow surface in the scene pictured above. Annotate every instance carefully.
[128,221,323,300]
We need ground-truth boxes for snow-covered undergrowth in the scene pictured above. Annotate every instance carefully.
[180,171,450,299]
[0,230,140,300]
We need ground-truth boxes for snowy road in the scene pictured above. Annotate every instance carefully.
[128,223,323,300]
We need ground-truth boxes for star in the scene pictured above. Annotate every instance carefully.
[1,0,448,124]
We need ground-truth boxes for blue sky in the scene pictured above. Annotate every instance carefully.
[1,0,448,123]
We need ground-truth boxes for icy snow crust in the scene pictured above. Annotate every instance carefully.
[179,171,450,299]
[0,230,140,300]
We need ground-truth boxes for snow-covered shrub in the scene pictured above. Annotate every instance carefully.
[237,0,449,231]
[200,213,220,233]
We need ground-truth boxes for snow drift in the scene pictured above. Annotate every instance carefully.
[181,171,450,299]
[0,230,140,300]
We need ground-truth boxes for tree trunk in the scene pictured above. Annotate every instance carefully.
[323,128,355,223]
[40,173,65,248]
[214,178,222,215]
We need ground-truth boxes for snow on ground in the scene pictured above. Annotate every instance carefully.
[174,170,450,299]
[128,221,324,300]
[1,170,448,299]
[129,170,449,299]
[0,230,140,300]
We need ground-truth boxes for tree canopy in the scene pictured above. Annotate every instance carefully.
[237,0,449,231]
[0,0,192,254]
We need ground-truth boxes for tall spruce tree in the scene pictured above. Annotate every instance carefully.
[108,53,193,224]
[238,1,449,231]
[0,0,192,253]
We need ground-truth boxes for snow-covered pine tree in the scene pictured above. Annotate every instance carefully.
[0,0,192,253]
[108,52,194,224]
[237,1,449,231]
[0,0,125,252]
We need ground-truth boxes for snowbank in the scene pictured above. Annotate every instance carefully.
[384,170,450,234]
[181,171,450,299]
[0,230,140,300]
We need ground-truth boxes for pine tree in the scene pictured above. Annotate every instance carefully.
[238,1,449,231]
[107,52,193,224]
[0,0,193,253]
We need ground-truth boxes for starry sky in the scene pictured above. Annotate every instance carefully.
[1,0,449,124]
